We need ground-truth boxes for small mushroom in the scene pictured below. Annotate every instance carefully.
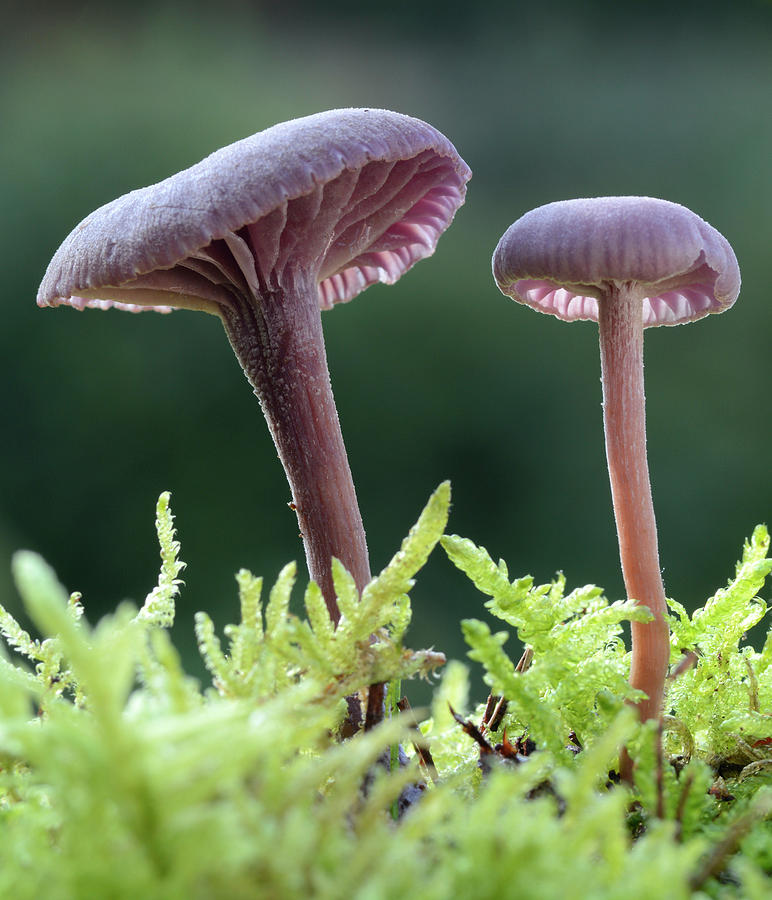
[38,108,471,621]
[492,197,740,726]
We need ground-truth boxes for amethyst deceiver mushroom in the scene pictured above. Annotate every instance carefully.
[38,108,471,622]
[492,197,740,726]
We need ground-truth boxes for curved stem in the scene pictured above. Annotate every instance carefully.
[598,285,670,726]
[222,264,370,623]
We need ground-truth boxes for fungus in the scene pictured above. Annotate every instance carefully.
[492,196,740,727]
[38,108,471,622]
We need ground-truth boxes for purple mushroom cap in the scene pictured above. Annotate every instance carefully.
[38,107,470,315]
[492,196,740,326]
[38,108,471,624]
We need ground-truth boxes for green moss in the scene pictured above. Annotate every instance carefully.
[0,492,770,896]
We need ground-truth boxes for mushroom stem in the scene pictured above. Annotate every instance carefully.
[222,264,370,623]
[598,284,670,724]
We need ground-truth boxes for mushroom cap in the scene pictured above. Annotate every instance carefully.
[492,197,740,327]
[38,108,471,315]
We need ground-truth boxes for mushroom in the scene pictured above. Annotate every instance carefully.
[492,197,740,727]
[38,108,471,622]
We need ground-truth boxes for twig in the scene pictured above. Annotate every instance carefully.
[449,703,494,755]
[667,650,698,683]
[364,681,386,732]
[481,694,508,734]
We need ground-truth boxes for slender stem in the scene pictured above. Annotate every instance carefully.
[221,264,370,623]
[598,285,670,725]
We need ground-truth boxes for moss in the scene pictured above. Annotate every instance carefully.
[0,490,770,896]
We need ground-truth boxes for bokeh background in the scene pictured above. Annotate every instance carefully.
[2,0,771,700]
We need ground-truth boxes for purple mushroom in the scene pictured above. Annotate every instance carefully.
[492,197,740,728]
[38,108,471,622]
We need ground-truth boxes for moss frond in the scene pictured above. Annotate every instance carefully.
[443,533,649,755]
[135,491,184,629]
[667,525,772,760]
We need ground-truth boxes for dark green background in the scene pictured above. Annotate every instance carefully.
[2,1,771,697]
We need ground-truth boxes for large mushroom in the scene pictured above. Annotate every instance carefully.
[38,108,471,622]
[492,197,740,730]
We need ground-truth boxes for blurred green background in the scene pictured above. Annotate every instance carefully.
[2,0,771,699]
